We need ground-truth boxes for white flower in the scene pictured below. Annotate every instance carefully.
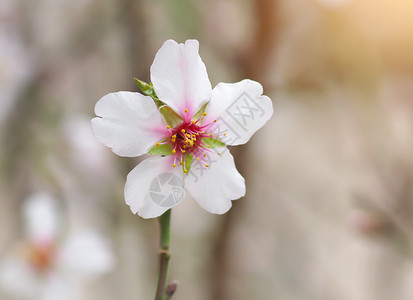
[0,193,115,300]
[92,39,273,219]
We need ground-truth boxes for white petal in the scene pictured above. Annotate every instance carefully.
[92,92,169,157]
[42,275,77,300]
[151,39,212,118]
[204,79,273,146]
[23,192,59,243]
[185,149,245,214]
[0,256,40,298]
[125,156,186,218]
[57,231,115,276]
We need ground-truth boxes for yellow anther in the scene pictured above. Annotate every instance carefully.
[184,108,188,113]
[218,153,221,156]
[166,125,171,129]
[214,119,217,123]
[172,149,176,154]
[210,133,213,137]
[202,131,205,134]
[223,133,227,136]
[180,162,184,166]
[205,164,209,167]
[156,142,160,146]
[203,112,207,116]
[207,145,210,148]
[196,157,199,161]
[171,139,176,143]
[203,153,206,157]
[189,141,194,147]
[172,135,177,138]
[182,150,186,154]
[184,169,188,173]
[186,133,190,138]
[172,164,177,167]
[181,129,185,133]
[192,120,196,124]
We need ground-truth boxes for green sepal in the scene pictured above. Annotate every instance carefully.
[134,78,163,107]
[202,137,226,148]
[159,105,183,128]
[184,154,193,172]
[148,143,174,156]
[192,102,209,121]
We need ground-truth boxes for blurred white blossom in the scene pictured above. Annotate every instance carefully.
[62,117,112,176]
[0,193,115,300]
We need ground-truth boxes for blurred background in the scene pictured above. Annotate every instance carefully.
[1,0,413,299]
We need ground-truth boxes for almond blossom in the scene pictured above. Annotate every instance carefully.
[0,193,114,300]
[92,39,273,219]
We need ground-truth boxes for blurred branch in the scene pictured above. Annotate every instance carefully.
[210,1,280,299]
[239,0,279,87]
[121,0,152,84]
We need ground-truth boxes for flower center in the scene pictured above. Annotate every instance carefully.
[25,242,55,273]
[156,110,226,173]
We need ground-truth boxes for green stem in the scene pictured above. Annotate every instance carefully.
[155,209,171,300]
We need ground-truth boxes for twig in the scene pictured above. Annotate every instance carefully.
[155,209,172,300]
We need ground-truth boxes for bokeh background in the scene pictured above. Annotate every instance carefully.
[1,0,413,299]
